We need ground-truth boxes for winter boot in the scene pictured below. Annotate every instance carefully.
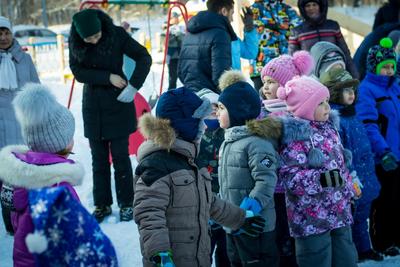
[382,246,400,257]
[92,206,112,223]
[120,206,133,222]
[358,249,384,262]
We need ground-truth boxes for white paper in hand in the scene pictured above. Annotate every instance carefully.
[117,84,137,103]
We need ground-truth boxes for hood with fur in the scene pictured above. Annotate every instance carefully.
[0,145,84,189]
[298,0,328,26]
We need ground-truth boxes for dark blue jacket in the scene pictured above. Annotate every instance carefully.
[356,73,400,161]
[178,11,237,93]
[330,104,380,203]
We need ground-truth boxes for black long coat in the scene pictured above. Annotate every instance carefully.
[69,10,152,140]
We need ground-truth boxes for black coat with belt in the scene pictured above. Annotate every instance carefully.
[69,10,152,140]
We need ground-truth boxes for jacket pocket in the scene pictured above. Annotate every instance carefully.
[170,171,196,208]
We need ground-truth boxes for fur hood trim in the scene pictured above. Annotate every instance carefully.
[0,145,84,189]
[139,113,176,149]
[246,117,282,140]
[281,110,340,144]
[218,70,246,91]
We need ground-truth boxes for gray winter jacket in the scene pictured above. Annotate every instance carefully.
[218,118,282,233]
[134,114,246,267]
[0,40,40,149]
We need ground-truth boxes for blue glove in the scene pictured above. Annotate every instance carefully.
[240,197,262,214]
[381,152,398,172]
[233,210,265,237]
[151,251,175,267]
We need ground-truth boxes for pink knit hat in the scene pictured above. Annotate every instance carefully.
[261,51,314,86]
[277,76,330,121]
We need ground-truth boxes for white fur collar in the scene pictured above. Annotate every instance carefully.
[0,145,84,189]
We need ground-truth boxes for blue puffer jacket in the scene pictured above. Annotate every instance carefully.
[178,11,237,93]
[231,29,258,70]
[330,104,380,203]
[356,73,400,161]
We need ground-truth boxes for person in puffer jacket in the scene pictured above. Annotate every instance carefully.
[356,37,400,257]
[288,0,359,79]
[278,76,358,267]
[217,70,281,267]
[320,68,383,262]
[134,87,266,267]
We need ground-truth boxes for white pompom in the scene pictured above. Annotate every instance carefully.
[25,232,48,253]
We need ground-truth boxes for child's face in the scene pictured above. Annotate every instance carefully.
[379,63,395,76]
[262,76,279,100]
[314,98,331,122]
[207,103,218,119]
[217,102,230,129]
[341,88,355,106]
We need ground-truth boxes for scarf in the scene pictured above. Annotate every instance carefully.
[0,52,18,90]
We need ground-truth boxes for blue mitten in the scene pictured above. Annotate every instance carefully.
[240,197,262,214]
[151,251,175,267]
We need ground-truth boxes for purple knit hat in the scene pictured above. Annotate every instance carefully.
[261,51,314,86]
[277,76,329,121]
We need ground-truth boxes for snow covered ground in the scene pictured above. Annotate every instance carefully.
[1,4,400,266]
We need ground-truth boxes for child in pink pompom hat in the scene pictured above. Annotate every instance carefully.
[277,76,358,267]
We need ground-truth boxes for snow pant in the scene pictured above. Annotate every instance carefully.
[210,225,230,267]
[274,193,297,267]
[250,76,263,91]
[168,58,179,90]
[89,136,134,208]
[369,165,400,252]
[352,193,374,253]
[226,230,279,267]
[1,204,13,234]
[295,226,358,267]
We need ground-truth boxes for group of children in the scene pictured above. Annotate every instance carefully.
[1,20,400,267]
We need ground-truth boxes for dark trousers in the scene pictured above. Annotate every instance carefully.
[275,193,298,267]
[89,137,134,208]
[168,58,179,90]
[352,195,374,253]
[1,204,13,234]
[251,76,263,91]
[369,165,400,252]
[210,226,230,267]
[227,231,279,267]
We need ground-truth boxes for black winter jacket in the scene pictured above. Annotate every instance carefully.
[178,11,237,93]
[69,10,152,140]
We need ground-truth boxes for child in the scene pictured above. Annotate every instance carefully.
[278,76,358,267]
[356,37,400,256]
[259,51,313,118]
[310,41,347,78]
[133,87,265,267]
[217,70,281,267]
[259,50,314,267]
[320,68,383,262]
[0,84,117,266]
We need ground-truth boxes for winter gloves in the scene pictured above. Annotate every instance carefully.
[320,169,345,188]
[240,197,262,214]
[233,210,266,237]
[151,251,175,267]
[117,84,137,103]
[241,7,254,32]
[381,151,399,172]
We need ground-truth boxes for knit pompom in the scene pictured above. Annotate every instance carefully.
[380,37,393,49]
[308,148,325,168]
[26,232,48,254]
[277,86,287,101]
[343,148,353,169]
[292,51,314,76]
[218,70,246,91]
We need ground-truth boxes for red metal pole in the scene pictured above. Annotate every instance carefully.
[67,78,76,109]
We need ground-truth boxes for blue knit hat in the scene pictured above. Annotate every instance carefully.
[218,81,261,127]
[25,186,118,266]
[367,37,397,74]
[156,87,210,142]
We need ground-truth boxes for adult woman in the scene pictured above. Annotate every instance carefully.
[69,9,152,222]
[288,0,359,78]
[0,15,40,234]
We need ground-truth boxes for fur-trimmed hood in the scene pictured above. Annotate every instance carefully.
[0,145,84,189]
[280,110,340,145]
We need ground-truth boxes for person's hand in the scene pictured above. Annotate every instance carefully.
[240,197,262,214]
[241,7,254,32]
[381,152,398,172]
[320,169,345,188]
[233,210,265,237]
[117,84,137,103]
[109,74,127,89]
[151,251,175,267]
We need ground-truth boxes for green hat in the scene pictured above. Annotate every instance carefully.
[367,38,397,75]
[72,9,101,39]
[320,68,359,104]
